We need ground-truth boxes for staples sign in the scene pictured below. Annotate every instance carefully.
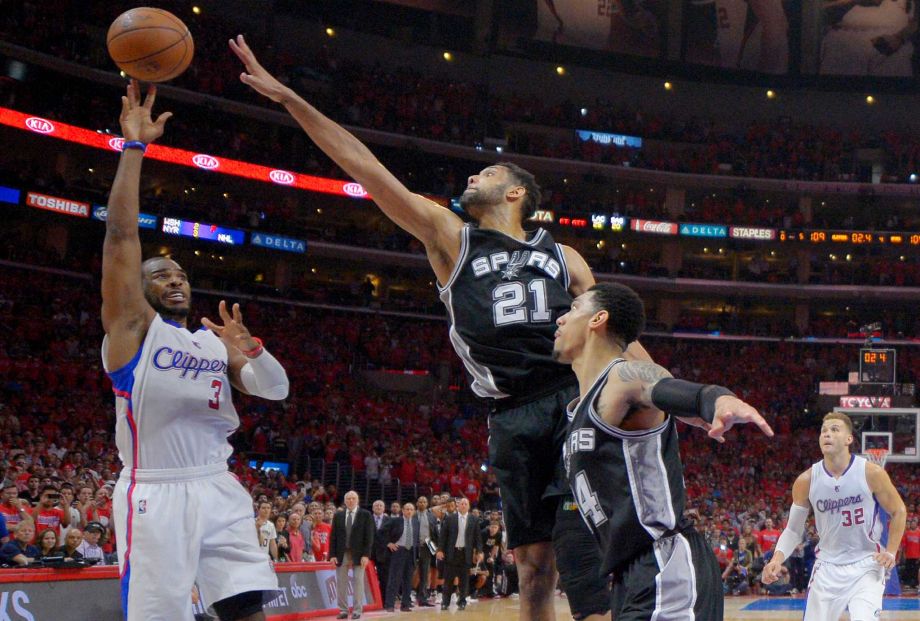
[269,170,295,185]
[838,396,891,409]
[342,182,367,198]
[730,226,776,241]
[630,219,678,235]
[27,192,89,218]
[192,154,220,170]
[25,117,55,134]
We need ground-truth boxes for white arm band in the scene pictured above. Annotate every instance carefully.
[240,348,289,400]
[774,503,809,562]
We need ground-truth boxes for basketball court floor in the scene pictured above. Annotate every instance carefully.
[348,595,920,619]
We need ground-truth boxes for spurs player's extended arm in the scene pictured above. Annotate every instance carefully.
[101,81,172,370]
[229,35,462,285]
[762,469,811,583]
[866,462,907,569]
[593,361,774,439]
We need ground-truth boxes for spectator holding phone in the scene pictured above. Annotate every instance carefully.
[31,486,69,540]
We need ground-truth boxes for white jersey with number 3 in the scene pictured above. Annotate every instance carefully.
[809,455,883,564]
[102,314,239,471]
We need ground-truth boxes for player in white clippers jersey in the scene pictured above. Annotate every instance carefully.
[821,0,916,76]
[101,81,290,621]
[762,412,906,621]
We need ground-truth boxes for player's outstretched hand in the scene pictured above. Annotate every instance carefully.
[202,300,260,354]
[873,550,897,570]
[120,79,172,144]
[708,395,774,443]
[229,35,289,103]
[760,559,783,585]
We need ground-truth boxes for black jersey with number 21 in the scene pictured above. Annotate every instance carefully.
[438,224,576,400]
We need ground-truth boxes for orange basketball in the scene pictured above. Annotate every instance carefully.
[107,7,194,83]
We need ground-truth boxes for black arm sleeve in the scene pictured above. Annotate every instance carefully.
[650,378,736,423]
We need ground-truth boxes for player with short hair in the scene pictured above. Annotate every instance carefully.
[102,81,290,621]
[552,282,773,620]
[762,412,907,620]
[231,34,635,621]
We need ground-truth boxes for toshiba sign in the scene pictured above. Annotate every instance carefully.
[26,192,89,218]
[630,219,678,235]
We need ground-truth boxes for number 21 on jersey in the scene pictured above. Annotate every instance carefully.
[492,279,551,326]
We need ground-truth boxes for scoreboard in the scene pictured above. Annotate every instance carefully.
[859,348,896,384]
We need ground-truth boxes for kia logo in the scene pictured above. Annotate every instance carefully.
[25,117,55,134]
[108,137,125,152]
[343,182,367,197]
[192,154,220,170]
[269,169,295,185]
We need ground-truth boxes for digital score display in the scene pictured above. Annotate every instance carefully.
[162,217,245,245]
[780,230,920,245]
[859,348,896,384]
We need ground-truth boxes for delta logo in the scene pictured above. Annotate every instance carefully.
[192,154,220,170]
[269,170,295,185]
[343,182,367,198]
[25,117,55,134]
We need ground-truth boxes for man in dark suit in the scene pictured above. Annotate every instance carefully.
[415,496,439,607]
[437,497,482,611]
[369,500,389,597]
[382,502,419,612]
[329,491,374,620]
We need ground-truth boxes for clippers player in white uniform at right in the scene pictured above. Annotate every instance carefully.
[821,0,917,76]
[762,412,907,620]
[101,81,289,621]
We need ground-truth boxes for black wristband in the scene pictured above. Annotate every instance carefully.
[650,378,735,423]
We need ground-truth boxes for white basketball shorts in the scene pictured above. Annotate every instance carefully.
[114,462,279,621]
[804,556,885,621]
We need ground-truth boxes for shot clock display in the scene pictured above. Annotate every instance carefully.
[859,348,896,384]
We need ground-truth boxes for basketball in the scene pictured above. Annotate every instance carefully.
[106,7,194,83]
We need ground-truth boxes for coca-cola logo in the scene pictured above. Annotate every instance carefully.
[269,169,295,185]
[631,219,677,235]
[25,117,55,134]
[192,154,220,170]
[342,182,367,198]
[108,137,125,152]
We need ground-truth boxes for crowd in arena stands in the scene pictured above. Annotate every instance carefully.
[9,1,920,186]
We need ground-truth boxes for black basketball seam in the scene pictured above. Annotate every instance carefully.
[159,38,192,81]
[112,30,190,65]
[107,25,186,46]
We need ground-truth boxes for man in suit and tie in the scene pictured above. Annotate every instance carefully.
[437,497,482,611]
[383,502,419,612]
[415,496,439,607]
[329,491,374,620]
[369,500,389,597]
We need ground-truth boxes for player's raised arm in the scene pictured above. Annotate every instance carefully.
[202,301,289,401]
[762,469,811,583]
[866,462,908,570]
[229,36,463,257]
[604,360,774,441]
[101,81,172,369]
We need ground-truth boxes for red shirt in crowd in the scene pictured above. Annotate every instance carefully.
[288,528,306,563]
[34,507,65,540]
[904,528,920,560]
[757,528,782,553]
[0,501,24,528]
[312,522,332,561]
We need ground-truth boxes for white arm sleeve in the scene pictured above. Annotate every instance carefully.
[773,503,809,562]
[240,348,289,400]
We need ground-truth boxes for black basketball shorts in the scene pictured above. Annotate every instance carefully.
[553,497,611,619]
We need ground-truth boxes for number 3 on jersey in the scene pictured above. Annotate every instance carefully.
[492,279,551,326]
[209,379,222,410]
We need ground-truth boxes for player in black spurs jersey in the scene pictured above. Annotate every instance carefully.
[232,34,654,621]
[553,283,774,620]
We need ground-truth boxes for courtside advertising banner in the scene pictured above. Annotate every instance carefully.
[0,564,381,620]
